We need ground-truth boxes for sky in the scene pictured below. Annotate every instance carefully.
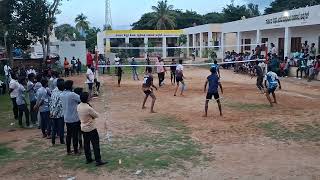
[56,0,272,30]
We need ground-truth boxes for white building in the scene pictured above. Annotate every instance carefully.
[30,30,87,65]
[97,5,320,59]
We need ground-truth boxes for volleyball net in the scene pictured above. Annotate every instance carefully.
[97,43,269,68]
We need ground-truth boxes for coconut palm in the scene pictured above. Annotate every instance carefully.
[149,0,176,30]
[75,13,89,34]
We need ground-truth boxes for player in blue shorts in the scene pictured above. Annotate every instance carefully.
[264,68,282,107]
[142,67,158,113]
[203,67,223,117]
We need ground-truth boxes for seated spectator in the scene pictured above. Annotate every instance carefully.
[296,57,306,79]
[308,55,320,82]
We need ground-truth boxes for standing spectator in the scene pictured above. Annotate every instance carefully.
[77,92,107,166]
[50,79,65,145]
[255,45,261,59]
[35,79,51,138]
[4,62,12,92]
[131,57,139,81]
[76,58,82,74]
[106,58,110,74]
[62,80,81,155]
[86,51,93,67]
[306,57,315,77]
[86,64,95,97]
[16,76,30,128]
[0,80,5,95]
[71,57,77,76]
[270,43,277,58]
[9,73,19,120]
[64,57,70,77]
[302,41,309,54]
[27,73,37,126]
[27,66,37,76]
[308,55,320,81]
[310,43,316,60]
[156,58,166,87]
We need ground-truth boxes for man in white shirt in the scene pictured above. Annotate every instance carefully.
[4,63,11,92]
[156,58,166,87]
[174,59,186,96]
[86,64,95,97]
[27,66,37,76]
[270,43,277,57]
[9,73,19,120]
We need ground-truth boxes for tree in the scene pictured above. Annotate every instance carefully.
[175,10,204,29]
[175,34,187,57]
[264,0,320,14]
[131,12,156,30]
[75,13,90,34]
[85,27,101,52]
[55,24,83,41]
[203,12,226,24]
[149,0,176,30]
[223,3,260,22]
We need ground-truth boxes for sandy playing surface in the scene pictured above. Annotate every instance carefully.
[1,67,320,179]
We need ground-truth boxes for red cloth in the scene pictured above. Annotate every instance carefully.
[86,52,93,66]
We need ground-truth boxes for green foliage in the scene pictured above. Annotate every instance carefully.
[222,3,260,22]
[264,0,320,14]
[75,13,90,33]
[55,24,84,41]
[132,1,261,30]
[0,116,206,174]
[85,27,101,52]
[208,48,218,61]
[258,121,320,141]
[149,0,176,30]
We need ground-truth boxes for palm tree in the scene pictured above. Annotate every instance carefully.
[75,13,89,34]
[149,0,176,30]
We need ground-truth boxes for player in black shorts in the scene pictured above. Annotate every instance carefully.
[174,59,186,96]
[203,68,223,117]
[142,67,158,113]
[117,64,123,87]
[170,59,177,85]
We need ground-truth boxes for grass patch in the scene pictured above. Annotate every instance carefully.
[0,143,17,164]
[223,99,271,111]
[0,115,206,175]
[258,121,320,141]
[0,94,17,129]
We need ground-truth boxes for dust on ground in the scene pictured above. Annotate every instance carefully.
[1,67,320,180]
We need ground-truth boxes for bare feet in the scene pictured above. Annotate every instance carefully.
[273,101,277,104]
[150,110,156,113]
[142,106,146,109]
[174,94,176,96]
[202,114,207,117]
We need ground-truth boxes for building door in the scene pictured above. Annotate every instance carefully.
[278,38,284,59]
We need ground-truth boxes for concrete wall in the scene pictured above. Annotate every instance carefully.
[52,41,86,66]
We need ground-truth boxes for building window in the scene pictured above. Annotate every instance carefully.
[261,38,268,50]
[70,43,76,47]
[291,37,301,52]
[244,39,251,51]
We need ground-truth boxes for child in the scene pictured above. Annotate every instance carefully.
[170,59,177,85]
[142,67,158,113]
[264,68,282,107]
[203,68,223,117]
[174,59,185,96]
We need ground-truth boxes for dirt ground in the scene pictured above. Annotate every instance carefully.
[1,66,320,180]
